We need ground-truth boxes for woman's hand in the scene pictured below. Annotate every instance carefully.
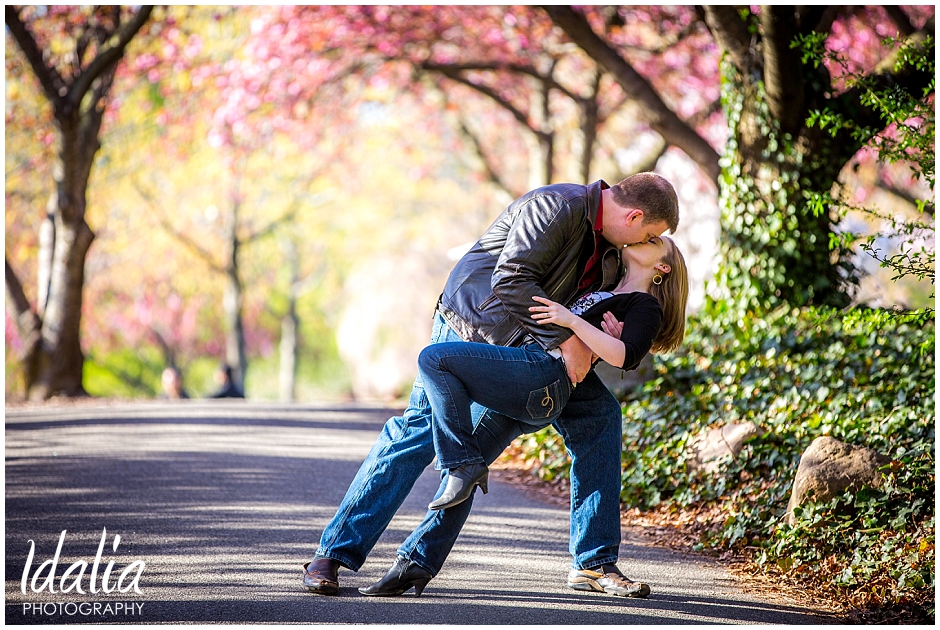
[600,311,623,339]
[530,295,578,328]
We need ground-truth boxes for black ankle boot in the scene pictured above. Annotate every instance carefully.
[428,462,489,510]
[358,556,433,597]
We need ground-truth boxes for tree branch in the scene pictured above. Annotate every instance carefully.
[431,66,547,140]
[761,6,805,133]
[841,51,935,134]
[420,60,585,104]
[702,5,753,72]
[133,179,224,272]
[633,142,670,176]
[69,6,154,108]
[457,112,522,199]
[158,217,225,273]
[243,206,301,245]
[544,5,721,181]
[876,168,935,217]
[883,6,916,38]
[5,257,43,351]
[4,6,68,109]
[796,6,847,37]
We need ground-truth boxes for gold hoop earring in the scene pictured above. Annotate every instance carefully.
[653,274,663,285]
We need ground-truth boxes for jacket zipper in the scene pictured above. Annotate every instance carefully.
[478,294,498,310]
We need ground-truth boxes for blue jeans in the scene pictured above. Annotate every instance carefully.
[418,341,571,469]
[314,312,623,575]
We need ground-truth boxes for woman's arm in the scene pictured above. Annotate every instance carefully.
[529,296,625,368]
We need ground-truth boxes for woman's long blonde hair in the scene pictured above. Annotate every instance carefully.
[648,236,688,353]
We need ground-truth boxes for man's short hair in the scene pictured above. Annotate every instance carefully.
[610,172,679,233]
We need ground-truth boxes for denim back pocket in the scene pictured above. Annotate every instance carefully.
[526,379,568,421]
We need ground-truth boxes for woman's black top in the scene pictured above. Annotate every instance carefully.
[567,291,663,371]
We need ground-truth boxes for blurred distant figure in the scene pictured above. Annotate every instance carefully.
[160,366,189,400]
[210,364,244,399]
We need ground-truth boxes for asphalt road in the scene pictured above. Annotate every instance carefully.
[5,401,830,625]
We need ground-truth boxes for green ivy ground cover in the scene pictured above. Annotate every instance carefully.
[515,304,935,621]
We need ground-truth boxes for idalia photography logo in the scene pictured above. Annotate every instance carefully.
[19,527,147,619]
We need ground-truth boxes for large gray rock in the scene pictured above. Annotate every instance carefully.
[687,421,765,474]
[784,436,891,525]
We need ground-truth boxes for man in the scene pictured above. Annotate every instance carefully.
[303,173,679,598]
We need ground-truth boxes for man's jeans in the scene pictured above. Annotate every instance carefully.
[314,312,623,575]
[418,341,571,469]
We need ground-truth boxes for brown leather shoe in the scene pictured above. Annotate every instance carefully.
[567,563,651,598]
[302,557,340,595]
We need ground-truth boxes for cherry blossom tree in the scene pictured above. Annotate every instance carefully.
[127,7,356,393]
[5,5,155,399]
[546,5,934,308]
[262,6,680,195]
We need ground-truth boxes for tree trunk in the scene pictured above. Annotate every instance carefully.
[278,236,301,402]
[24,112,100,398]
[577,71,601,184]
[32,214,96,399]
[711,60,851,309]
[223,227,248,393]
[5,258,43,394]
[36,203,55,317]
[5,5,154,399]
[701,5,931,309]
[279,302,299,402]
[527,77,554,188]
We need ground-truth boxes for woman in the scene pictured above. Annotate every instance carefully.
[419,235,688,512]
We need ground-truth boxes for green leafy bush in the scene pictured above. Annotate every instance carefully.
[771,456,934,620]
[512,303,934,620]
[619,303,934,506]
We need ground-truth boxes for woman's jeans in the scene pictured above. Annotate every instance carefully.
[314,311,623,576]
[418,341,570,469]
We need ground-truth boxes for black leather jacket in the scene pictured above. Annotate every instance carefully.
[438,180,624,350]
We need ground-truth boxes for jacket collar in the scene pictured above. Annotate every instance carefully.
[586,179,610,227]
[586,180,624,291]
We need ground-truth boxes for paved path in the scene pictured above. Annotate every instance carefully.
[5,401,829,624]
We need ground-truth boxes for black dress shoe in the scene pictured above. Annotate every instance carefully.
[358,556,433,597]
[428,462,489,510]
[302,557,340,595]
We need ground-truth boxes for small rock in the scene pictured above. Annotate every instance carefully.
[688,421,765,474]
[784,436,891,525]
